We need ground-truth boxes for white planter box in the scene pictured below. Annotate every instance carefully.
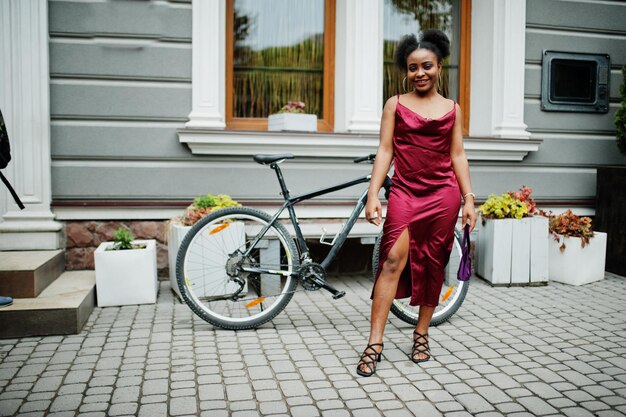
[268,113,317,132]
[168,221,249,299]
[549,232,607,286]
[94,239,158,306]
[168,223,191,300]
[476,216,548,285]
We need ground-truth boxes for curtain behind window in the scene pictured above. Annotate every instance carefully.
[233,0,325,118]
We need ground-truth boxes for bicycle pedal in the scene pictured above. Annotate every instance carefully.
[332,291,346,300]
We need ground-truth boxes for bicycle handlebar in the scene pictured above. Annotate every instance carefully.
[353,154,376,164]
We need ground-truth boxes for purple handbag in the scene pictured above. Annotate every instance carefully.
[457,224,471,281]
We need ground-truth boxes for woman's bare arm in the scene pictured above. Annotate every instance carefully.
[450,104,477,230]
[365,97,396,225]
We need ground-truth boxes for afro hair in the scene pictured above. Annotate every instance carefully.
[394,29,451,71]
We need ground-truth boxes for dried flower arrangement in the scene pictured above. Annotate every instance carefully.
[547,209,595,252]
[278,101,306,114]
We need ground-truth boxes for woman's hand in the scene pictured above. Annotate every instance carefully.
[462,200,477,232]
[366,195,383,226]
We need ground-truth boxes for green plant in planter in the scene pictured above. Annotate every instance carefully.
[180,194,241,226]
[479,193,529,220]
[108,227,146,251]
[479,186,541,221]
[616,62,626,155]
[548,209,595,252]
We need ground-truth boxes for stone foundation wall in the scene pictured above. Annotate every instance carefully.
[65,220,382,280]
[65,220,170,278]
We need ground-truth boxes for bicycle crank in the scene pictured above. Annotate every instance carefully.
[298,262,346,300]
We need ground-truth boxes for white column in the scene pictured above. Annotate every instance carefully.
[0,0,63,250]
[469,0,531,139]
[185,0,226,129]
[335,0,384,133]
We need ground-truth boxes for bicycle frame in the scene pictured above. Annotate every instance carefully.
[242,161,390,275]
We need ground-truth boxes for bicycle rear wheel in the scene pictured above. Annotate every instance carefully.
[176,207,299,330]
[371,228,469,326]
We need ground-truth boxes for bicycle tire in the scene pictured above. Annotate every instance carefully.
[371,229,469,326]
[176,207,300,330]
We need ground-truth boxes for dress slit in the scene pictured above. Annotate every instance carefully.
[372,226,413,300]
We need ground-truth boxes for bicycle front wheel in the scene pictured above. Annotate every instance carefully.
[176,207,300,330]
[371,228,469,326]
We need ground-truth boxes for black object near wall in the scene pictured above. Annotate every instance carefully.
[595,167,626,276]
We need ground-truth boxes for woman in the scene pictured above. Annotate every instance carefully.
[357,29,477,377]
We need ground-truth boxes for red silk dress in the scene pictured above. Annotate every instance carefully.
[372,95,461,307]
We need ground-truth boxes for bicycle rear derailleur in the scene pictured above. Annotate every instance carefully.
[298,262,346,300]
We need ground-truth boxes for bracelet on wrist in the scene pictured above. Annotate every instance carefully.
[463,192,476,202]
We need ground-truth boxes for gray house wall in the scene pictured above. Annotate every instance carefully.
[49,0,194,201]
[49,0,626,211]
[521,0,625,201]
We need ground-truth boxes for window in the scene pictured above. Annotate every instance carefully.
[226,0,335,131]
[541,51,610,113]
[383,0,471,134]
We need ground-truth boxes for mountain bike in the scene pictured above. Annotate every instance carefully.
[176,153,469,330]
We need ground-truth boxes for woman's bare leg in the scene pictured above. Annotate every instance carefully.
[412,306,435,361]
[358,229,410,373]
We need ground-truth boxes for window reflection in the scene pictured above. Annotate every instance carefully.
[233,0,325,118]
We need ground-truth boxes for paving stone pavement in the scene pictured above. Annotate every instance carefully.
[1,272,625,417]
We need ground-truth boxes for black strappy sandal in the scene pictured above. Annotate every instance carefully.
[356,343,384,377]
[411,330,431,363]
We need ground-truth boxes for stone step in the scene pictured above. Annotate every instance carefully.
[0,250,65,298]
[0,270,96,339]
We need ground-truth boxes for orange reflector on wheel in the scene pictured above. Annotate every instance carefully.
[441,286,454,302]
[209,223,229,235]
[245,297,266,308]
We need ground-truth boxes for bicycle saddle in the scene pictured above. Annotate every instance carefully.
[253,153,295,165]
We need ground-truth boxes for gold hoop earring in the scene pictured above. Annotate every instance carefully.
[402,77,411,93]
[436,77,441,93]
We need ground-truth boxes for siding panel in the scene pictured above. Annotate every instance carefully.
[523,136,625,166]
[51,162,597,202]
[526,31,626,65]
[51,124,190,159]
[50,41,191,81]
[50,83,190,120]
[49,0,191,40]
[524,101,619,134]
[526,0,626,34]
[51,162,375,200]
